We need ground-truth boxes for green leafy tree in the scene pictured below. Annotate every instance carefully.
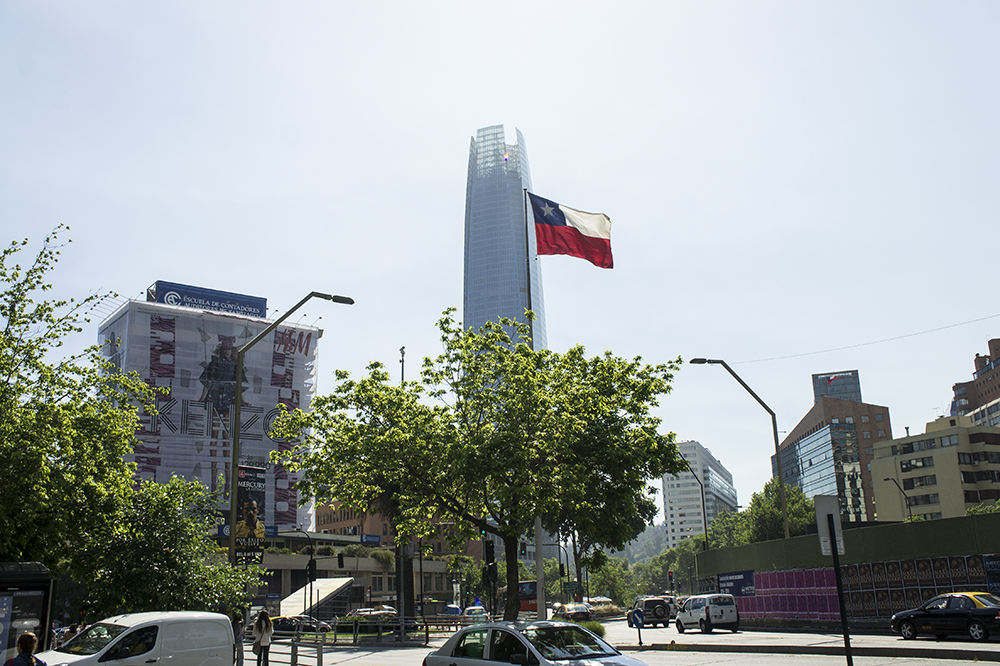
[0,228,156,572]
[586,556,636,605]
[272,310,680,620]
[543,347,684,586]
[76,475,263,617]
[966,502,1000,516]
[706,508,749,549]
[743,478,815,543]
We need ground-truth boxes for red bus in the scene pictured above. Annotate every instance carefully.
[498,580,538,613]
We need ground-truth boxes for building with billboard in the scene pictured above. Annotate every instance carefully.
[812,370,862,403]
[464,124,547,348]
[99,281,323,531]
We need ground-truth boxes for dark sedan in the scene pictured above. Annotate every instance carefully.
[553,603,593,622]
[891,591,1000,642]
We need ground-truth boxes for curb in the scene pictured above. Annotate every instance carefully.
[624,641,1000,662]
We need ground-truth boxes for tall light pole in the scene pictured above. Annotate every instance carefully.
[228,292,354,565]
[884,477,913,520]
[690,358,790,540]
[681,459,709,551]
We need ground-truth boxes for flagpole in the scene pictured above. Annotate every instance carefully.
[522,188,534,347]
[523,187,546,621]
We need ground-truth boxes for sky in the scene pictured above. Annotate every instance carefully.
[4,1,1000,523]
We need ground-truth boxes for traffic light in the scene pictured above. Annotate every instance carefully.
[307,558,317,581]
[519,542,527,557]
[337,552,345,568]
[485,540,495,564]
[559,563,565,577]
[668,571,673,589]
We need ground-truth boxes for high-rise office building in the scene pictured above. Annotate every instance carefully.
[464,125,547,348]
[813,370,862,403]
[662,441,738,548]
[776,393,892,523]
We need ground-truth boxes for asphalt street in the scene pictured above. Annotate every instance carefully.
[255,617,1000,666]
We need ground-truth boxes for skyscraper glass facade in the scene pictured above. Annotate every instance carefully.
[464,125,547,349]
[775,424,869,522]
[812,370,862,403]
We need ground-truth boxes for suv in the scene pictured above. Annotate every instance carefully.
[626,596,671,627]
[675,593,739,633]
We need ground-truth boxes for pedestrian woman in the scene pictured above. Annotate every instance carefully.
[232,611,245,666]
[252,610,273,666]
[11,632,47,666]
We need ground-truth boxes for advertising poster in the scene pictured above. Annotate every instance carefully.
[236,466,267,565]
[717,570,755,597]
[100,298,321,530]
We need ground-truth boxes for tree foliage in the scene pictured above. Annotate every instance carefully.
[272,309,680,619]
[76,475,262,618]
[966,501,1000,516]
[0,228,156,571]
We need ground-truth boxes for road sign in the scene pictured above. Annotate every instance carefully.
[632,608,644,628]
[815,495,845,556]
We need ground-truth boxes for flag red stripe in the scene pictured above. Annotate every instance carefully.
[535,223,613,269]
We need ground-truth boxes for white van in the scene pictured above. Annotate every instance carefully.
[674,593,739,633]
[38,611,234,666]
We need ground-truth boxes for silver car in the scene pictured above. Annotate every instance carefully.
[422,620,649,666]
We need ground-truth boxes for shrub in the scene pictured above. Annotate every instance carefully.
[316,545,334,556]
[577,621,605,637]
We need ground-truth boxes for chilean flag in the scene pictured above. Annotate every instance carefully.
[528,192,613,269]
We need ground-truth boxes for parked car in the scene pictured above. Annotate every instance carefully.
[37,611,234,666]
[422,621,650,666]
[339,608,417,633]
[891,591,1000,642]
[675,593,739,633]
[289,615,332,632]
[553,603,594,622]
[463,606,490,623]
[442,604,463,615]
[626,596,671,628]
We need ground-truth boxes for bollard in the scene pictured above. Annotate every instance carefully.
[316,632,324,666]
[290,640,298,666]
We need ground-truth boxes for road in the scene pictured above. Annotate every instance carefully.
[257,619,1000,666]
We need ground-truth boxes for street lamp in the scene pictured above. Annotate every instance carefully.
[884,477,913,520]
[290,526,315,615]
[689,358,790,539]
[228,292,354,565]
[681,459,709,551]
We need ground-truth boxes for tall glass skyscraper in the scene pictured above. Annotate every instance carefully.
[464,125,547,349]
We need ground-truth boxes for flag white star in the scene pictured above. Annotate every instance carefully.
[540,202,555,217]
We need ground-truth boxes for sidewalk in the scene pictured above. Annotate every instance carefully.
[615,627,1000,662]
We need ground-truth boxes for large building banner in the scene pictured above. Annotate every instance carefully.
[100,300,321,530]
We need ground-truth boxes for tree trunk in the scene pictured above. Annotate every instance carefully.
[572,532,583,601]
[503,534,521,620]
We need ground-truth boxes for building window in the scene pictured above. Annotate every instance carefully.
[861,415,870,423]
[903,474,936,490]
[845,416,854,424]
[907,493,939,506]
[900,456,934,472]
[940,434,959,447]
[388,576,396,592]
[831,418,840,424]
[436,573,445,591]
[877,430,886,438]
[863,431,872,439]
[372,575,384,592]
[875,413,884,422]
[865,446,873,456]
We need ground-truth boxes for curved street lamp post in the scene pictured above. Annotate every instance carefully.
[228,292,354,566]
[689,358,790,540]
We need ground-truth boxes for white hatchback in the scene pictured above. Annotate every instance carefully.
[674,593,740,633]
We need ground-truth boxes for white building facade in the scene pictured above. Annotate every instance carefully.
[662,441,738,548]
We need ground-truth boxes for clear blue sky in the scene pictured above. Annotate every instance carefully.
[4,2,1000,519]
